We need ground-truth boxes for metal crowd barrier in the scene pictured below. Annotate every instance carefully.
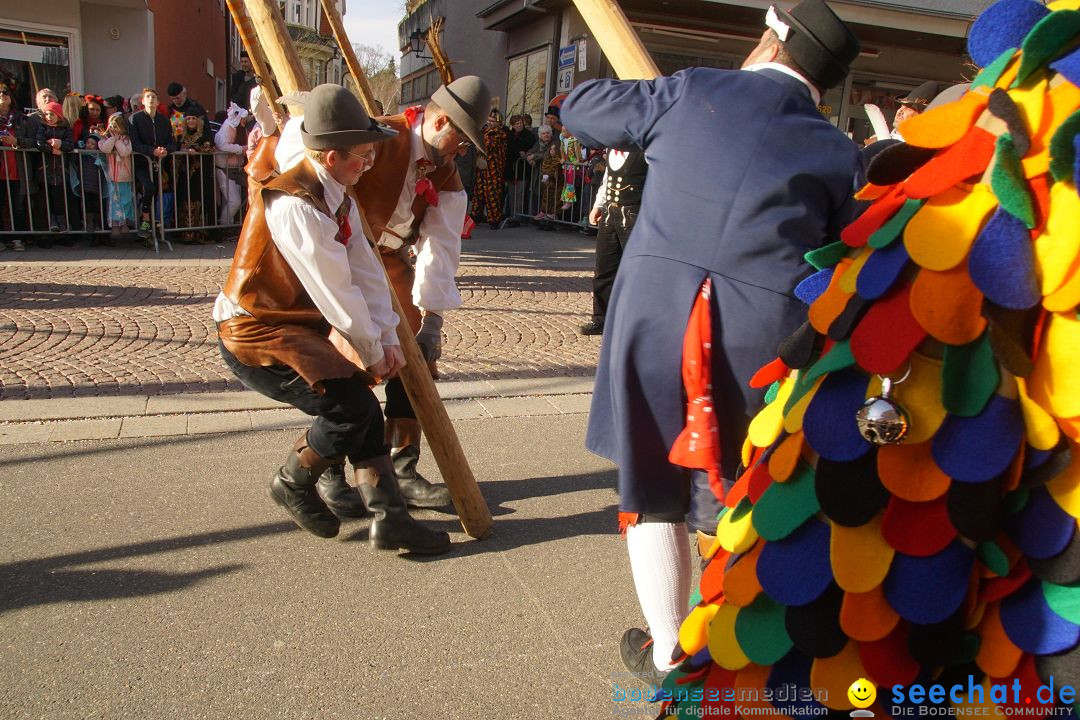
[504,156,598,231]
[0,146,247,252]
[158,150,248,248]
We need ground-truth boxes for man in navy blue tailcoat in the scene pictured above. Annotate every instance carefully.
[561,0,863,686]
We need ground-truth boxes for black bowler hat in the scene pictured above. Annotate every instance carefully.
[767,0,860,89]
[899,81,942,111]
[300,83,397,150]
[431,75,493,155]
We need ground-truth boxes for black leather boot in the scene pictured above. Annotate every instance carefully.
[316,464,370,519]
[355,456,451,555]
[386,417,452,509]
[269,433,341,538]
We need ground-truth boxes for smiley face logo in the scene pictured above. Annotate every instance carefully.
[848,678,877,709]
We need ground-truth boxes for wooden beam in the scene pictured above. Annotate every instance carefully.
[224,0,286,128]
[317,0,380,116]
[570,0,660,80]
[239,0,493,540]
[242,0,311,114]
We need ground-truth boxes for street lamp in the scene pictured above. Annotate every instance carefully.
[407,29,431,59]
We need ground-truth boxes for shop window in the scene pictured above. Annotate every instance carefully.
[652,52,733,76]
[0,26,73,111]
[505,47,549,123]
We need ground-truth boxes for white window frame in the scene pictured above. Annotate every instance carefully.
[0,18,83,92]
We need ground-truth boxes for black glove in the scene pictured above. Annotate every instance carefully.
[415,312,443,363]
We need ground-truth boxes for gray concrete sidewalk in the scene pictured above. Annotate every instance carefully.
[0,412,660,720]
[0,377,597,444]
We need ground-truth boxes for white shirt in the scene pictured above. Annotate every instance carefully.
[275,112,466,315]
[213,159,399,369]
[742,62,822,107]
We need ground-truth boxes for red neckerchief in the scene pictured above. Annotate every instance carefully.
[403,105,439,207]
[668,278,724,501]
[334,198,352,247]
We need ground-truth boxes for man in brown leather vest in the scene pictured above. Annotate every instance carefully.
[275,76,493,513]
[214,84,450,555]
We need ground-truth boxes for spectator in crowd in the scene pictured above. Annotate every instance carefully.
[77,95,107,142]
[503,113,535,226]
[525,124,556,221]
[36,100,75,243]
[102,95,125,121]
[214,102,250,230]
[0,82,26,251]
[15,87,56,235]
[559,126,583,215]
[130,87,175,241]
[175,114,215,243]
[167,82,210,142]
[98,112,136,241]
[127,93,144,119]
[544,105,563,135]
[473,108,507,229]
[62,93,83,134]
[230,51,258,110]
[537,140,562,222]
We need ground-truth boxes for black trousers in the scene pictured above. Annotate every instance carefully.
[219,341,387,463]
[591,204,638,324]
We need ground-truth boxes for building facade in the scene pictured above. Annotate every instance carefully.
[399,0,994,141]
[0,0,228,115]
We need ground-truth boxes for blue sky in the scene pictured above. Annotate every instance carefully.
[342,0,403,56]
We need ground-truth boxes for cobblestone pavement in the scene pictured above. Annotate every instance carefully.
[0,228,601,400]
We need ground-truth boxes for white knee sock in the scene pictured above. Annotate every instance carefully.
[626,521,691,671]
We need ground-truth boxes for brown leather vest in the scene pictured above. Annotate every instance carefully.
[352,112,464,245]
[222,158,333,328]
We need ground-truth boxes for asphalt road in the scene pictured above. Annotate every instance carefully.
[0,413,665,719]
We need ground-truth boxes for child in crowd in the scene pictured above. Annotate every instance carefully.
[538,140,563,220]
[76,134,106,243]
[35,101,74,244]
[97,113,136,241]
[175,114,214,243]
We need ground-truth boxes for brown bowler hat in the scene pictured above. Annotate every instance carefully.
[431,75,493,155]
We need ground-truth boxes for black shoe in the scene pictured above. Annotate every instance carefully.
[393,445,452,509]
[357,459,451,555]
[316,464,371,519]
[620,628,670,690]
[579,320,604,336]
[269,450,340,538]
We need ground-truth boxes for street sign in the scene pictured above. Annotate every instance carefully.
[558,44,576,69]
[557,66,574,93]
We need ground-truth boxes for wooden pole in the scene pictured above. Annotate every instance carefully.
[570,0,660,80]
[240,0,493,539]
[241,0,311,115]
[316,0,380,116]
[224,0,286,128]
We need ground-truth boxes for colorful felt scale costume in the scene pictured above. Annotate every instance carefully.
[661,0,1080,716]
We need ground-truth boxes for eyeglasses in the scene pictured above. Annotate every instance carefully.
[343,148,376,165]
[0,90,10,96]
[448,121,472,151]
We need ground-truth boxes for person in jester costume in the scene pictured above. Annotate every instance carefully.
[658,0,1080,717]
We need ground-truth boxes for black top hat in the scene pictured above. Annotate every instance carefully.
[300,83,397,150]
[899,81,942,111]
[430,75,493,156]
[769,0,860,90]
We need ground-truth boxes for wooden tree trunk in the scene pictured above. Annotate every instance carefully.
[238,0,493,540]
[223,0,286,127]
[317,0,380,116]
[570,0,660,80]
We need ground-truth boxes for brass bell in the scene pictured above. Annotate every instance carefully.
[855,376,910,445]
